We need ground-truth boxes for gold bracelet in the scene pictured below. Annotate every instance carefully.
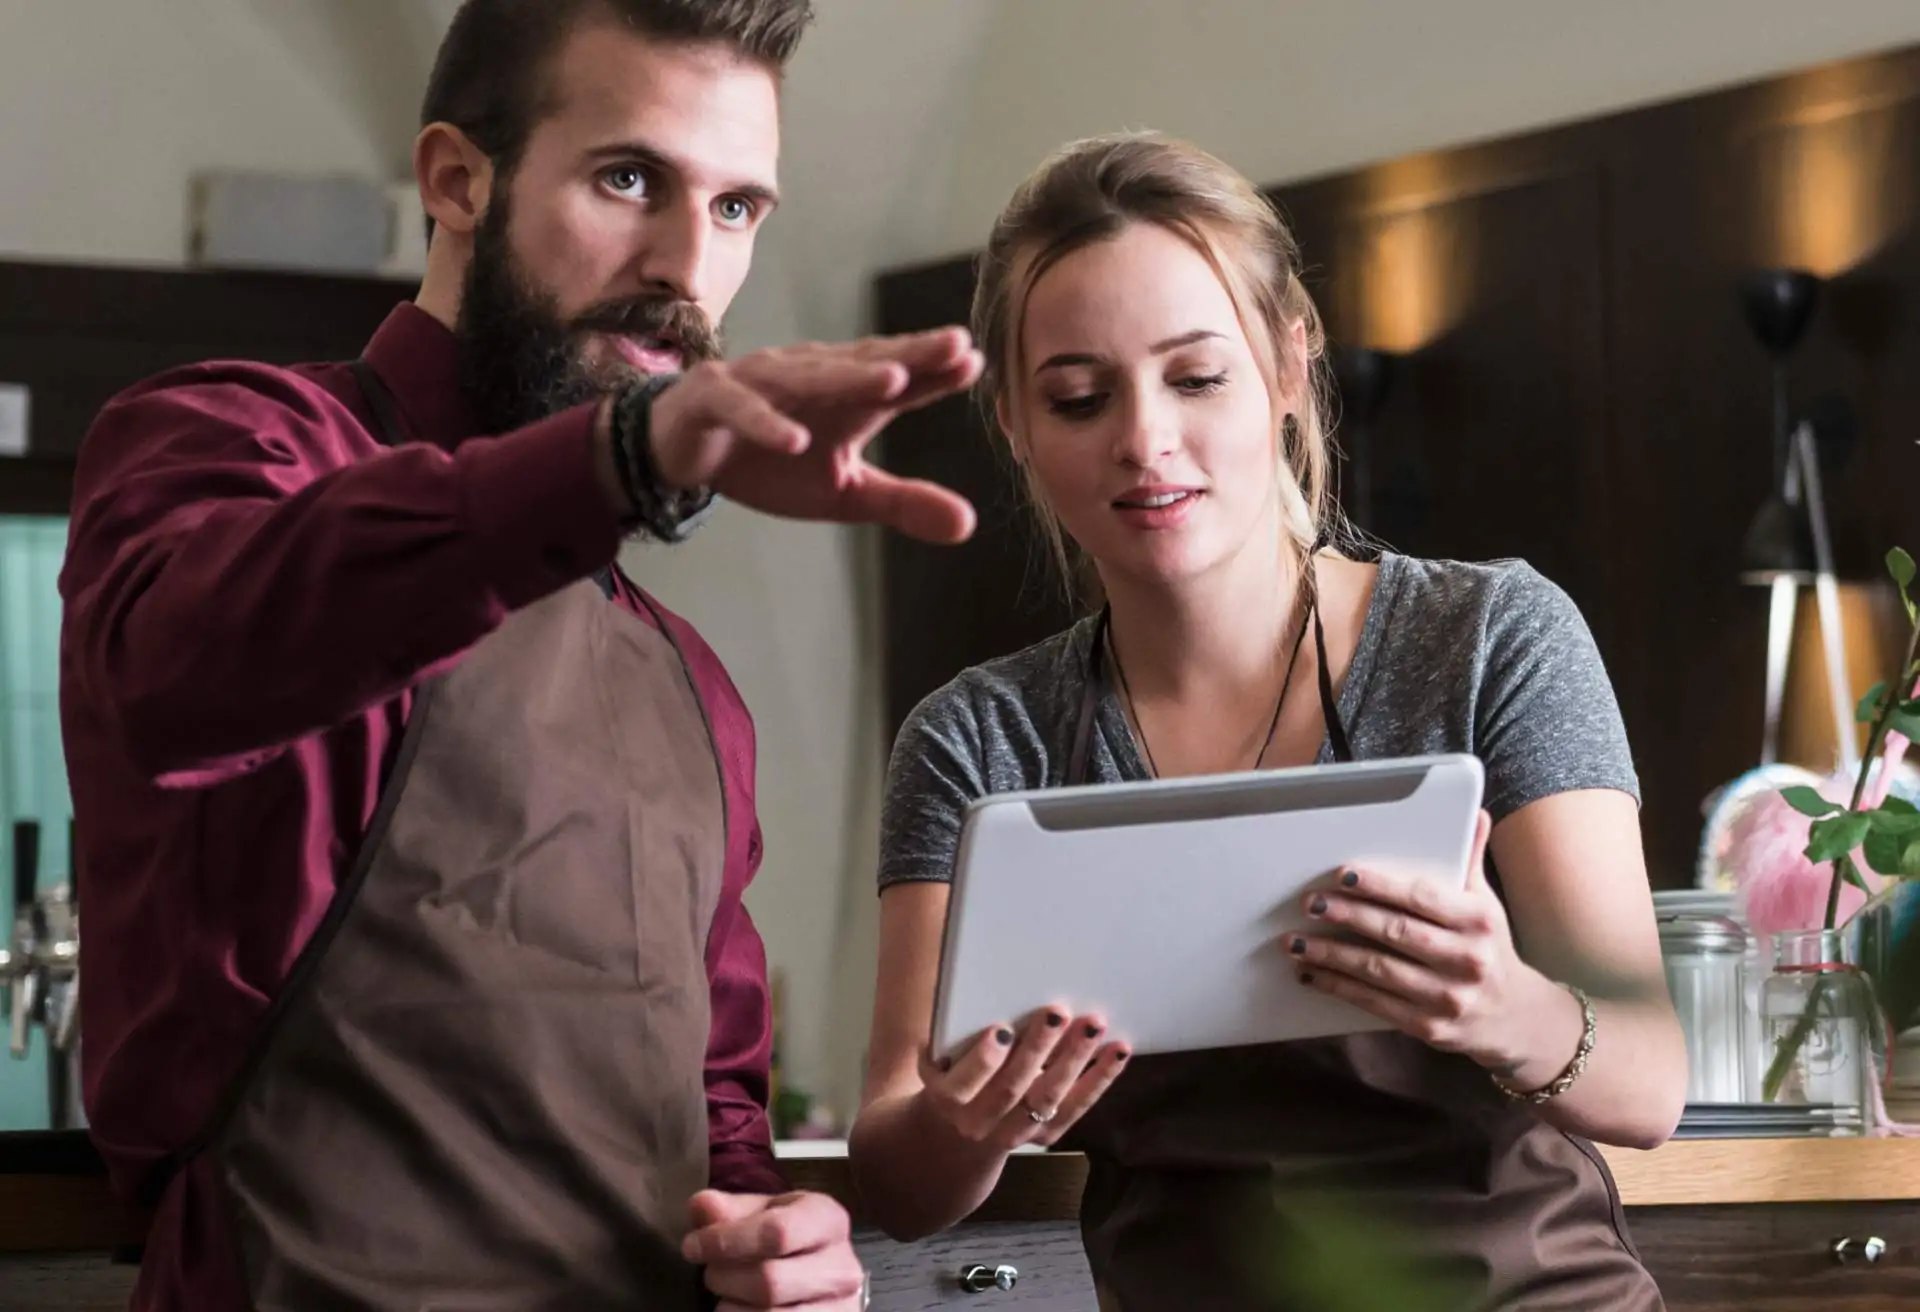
[1491,984,1595,1105]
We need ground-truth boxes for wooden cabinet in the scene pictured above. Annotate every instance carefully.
[1633,1201,1920,1310]
[858,1222,1096,1311]
[7,1137,1920,1310]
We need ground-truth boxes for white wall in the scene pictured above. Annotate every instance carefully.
[7,0,1920,1131]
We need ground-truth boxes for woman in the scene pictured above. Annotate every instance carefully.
[846,131,1686,1312]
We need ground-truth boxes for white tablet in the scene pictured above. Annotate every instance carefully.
[928,753,1485,1063]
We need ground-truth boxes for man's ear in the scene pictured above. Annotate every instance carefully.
[415,122,495,239]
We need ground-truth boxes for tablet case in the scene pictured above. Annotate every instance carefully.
[928,753,1485,1062]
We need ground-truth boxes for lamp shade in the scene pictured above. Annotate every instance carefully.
[1739,493,1816,583]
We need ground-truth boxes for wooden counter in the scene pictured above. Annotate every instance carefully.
[5,1133,1920,1310]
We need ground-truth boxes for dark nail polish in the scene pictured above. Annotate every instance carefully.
[1340,870,1359,888]
[995,1028,1013,1046]
[1115,1050,1130,1063]
[1288,937,1307,956]
[1298,970,1315,985]
[1084,1022,1102,1040]
[1308,895,1328,917]
[1045,1011,1065,1028]
[937,1057,952,1071]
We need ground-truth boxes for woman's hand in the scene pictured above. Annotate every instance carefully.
[1287,810,1575,1077]
[916,1005,1130,1150]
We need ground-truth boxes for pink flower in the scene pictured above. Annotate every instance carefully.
[1724,776,1882,937]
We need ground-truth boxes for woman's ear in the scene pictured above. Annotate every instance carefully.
[995,393,1027,465]
[415,122,495,239]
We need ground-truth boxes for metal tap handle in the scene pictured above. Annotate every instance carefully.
[13,820,38,912]
[10,971,37,1057]
[50,970,79,1051]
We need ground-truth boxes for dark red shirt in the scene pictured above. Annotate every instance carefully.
[59,302,784,1300]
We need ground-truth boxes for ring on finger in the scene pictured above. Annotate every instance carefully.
[1022,1100,1055,1125]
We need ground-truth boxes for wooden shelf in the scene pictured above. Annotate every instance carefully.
[1600,1135,1920,1207]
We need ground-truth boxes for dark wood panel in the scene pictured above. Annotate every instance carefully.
[0,258,413,512]
[873,258,1075,744]
[1266,44,1920,887]
[1632,1200,1920,1310]
[1327,170,1613,641]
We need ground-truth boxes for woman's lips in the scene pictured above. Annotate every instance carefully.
[1112,488,1202,529]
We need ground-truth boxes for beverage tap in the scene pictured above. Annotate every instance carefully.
[6,820,41,1057]
[2,819,84,1128]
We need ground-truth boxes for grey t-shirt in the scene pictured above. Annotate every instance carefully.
[878,552,1638,891]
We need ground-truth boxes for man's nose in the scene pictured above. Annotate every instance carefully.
[635,197,712,304]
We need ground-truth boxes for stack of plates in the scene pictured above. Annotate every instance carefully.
[1674,1101,1862,1139]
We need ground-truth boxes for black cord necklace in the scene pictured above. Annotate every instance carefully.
[1109,584,1316,779]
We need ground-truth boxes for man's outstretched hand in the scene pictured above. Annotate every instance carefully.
[682,1189,868,1311]
[645,327,983,544]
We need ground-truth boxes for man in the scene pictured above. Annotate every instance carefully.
[57,2,977,1308]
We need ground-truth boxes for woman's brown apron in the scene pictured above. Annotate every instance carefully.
[140,362,728,1310]
[1058,602,1664,1312]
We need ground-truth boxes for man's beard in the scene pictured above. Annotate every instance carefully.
[454,192,725,435]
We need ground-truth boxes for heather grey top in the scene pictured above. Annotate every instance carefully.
[878,552,1638,891]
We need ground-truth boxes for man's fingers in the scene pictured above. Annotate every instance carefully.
[684,1191,845,1266]
[686,1188,773,1234]
[704,1245,866,1308]
[838,472,977,544]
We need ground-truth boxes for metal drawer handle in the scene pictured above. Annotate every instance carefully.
[959,1263,1019,1293]
[1832,1236,1886,1264]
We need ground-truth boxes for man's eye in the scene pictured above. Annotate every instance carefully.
[603,167,648,197]
[715,196,756,228]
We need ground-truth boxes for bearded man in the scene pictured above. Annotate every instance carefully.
[57,2,976,1308]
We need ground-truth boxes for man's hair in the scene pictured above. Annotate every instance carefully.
[423,0,813,178]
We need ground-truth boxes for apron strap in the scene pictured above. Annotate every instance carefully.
[137,681,444,1208]
[1312,602,1354,765]
[351,358,409,449]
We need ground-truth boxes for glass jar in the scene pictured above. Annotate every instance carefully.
[1758,929,1875,1133]
[1657,913,1750,1103]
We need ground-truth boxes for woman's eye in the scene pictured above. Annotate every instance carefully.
[1048,393,1104,419]
[1176,372,1228,395]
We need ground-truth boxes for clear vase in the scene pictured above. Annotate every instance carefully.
[1758,929,1874,1135]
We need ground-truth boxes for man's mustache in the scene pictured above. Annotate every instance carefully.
[570,296,723,365]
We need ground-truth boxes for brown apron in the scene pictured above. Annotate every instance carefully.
[1059,598,1663,1312]
[143,362,728,1310]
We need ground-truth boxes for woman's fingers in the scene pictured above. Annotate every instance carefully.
[1010,1017,1111,1120]
[1030,1043,1132,1146]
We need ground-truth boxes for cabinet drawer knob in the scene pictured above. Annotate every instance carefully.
[1832,1236,1887,1264]
[959,1263,1019,1293]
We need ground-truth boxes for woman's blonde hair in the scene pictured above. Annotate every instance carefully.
[970,130,1340,604]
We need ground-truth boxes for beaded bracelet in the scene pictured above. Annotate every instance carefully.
[608,374,717,543]
[1491,983,1595,1105]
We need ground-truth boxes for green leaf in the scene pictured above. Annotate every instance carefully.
[1807,812,1873,862]
[1864,827,1907,876]
[1890,705,1920,741]
[1866,812,1920,839]
[1905,837,1920,878]
[1858,682,1890,724]
[1844,853,1875,891]
[1890,546,1916,594]
[1781,785,1843,817]
[1885,796,1920,817]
